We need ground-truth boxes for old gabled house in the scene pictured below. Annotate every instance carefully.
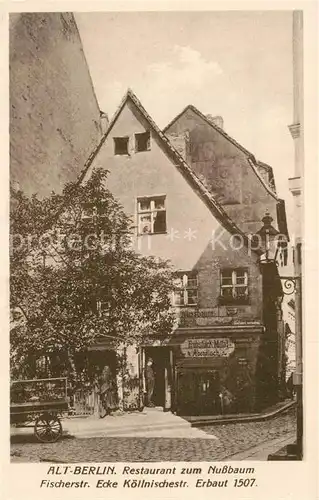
[79,89,287,416]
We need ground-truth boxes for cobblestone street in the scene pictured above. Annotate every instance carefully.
[11,408,296,463]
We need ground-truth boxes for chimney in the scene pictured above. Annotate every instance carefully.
[100,111,109,135]
[166,131,190,161]
[206,114,224,129]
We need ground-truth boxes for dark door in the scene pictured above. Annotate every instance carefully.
[177,368,221,416]
[144,347,171,408]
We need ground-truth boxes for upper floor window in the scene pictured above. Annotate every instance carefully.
[137,196,166,234]
[220,268,248,304]
[81,203,97,222]
[173,272,198,306]
[114,136,129,155]
[135,131,151,152]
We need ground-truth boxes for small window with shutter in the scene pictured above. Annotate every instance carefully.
[114,136,129,155]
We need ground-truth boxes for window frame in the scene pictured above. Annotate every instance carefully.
[113,136,129,156]
[219,268,249,304]
[135,131,151,153]
[137,195,167,235]
[81,201,108,223]
[97,299,111,317]
[173,272,198,307]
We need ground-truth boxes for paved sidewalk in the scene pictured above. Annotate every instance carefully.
[11,407,296,463]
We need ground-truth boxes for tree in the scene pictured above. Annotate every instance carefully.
[10,168,176,386]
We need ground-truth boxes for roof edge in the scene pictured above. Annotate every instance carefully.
[164,104,279,201]
[76,90,263,256]
[163,104,253,157]
[247,158,279,201]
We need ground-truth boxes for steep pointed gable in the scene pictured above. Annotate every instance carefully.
[80,89,261,255]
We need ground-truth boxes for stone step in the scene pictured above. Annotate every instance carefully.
[63,408,203,438]
[63,420,217,439]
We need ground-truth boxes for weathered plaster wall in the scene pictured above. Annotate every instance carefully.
[82,97,274,414]
[165,109,280,235]
[10,13,102,198]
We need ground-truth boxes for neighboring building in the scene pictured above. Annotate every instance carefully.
[81,89,286,416]
[164,106,289,239]
[10,12,104,198]
[288,10,304,458]
[288,11,303,385]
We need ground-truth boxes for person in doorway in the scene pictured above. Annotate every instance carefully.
[99,365,116,418]
[145,358,155,407]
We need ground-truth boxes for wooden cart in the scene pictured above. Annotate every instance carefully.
[10,377,68,443]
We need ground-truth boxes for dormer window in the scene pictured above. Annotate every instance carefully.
[114,136,129,155]
[135,131,151,152]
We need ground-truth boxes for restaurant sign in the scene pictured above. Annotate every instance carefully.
[181,338,235,358]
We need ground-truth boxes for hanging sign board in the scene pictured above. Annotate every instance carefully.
[181,338,235,358]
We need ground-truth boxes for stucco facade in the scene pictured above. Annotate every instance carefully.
[82,91,284,415]
[10,13,103,198]
[164,107,288,237]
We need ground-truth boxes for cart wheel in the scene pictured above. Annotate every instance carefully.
[34,414,62,443]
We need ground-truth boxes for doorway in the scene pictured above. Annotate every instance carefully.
[143,347,172,409]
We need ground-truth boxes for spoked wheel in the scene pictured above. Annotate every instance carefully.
[34,414,62,443]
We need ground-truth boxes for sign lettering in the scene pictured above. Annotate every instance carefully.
[181,338,235,358]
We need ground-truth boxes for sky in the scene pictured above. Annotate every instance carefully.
[76,11,294,225]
